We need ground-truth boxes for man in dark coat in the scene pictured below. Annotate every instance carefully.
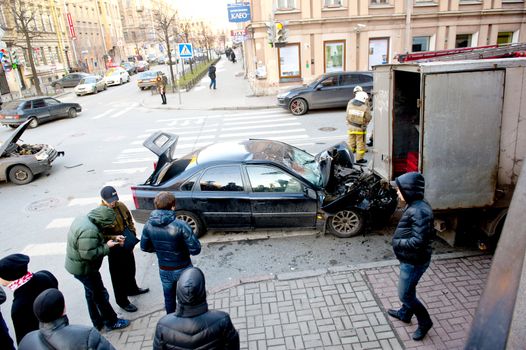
[141,191,201,314]
[65,206,130,331]
[19,288,115,350]
[0,253,58,344]
[100,186,149,313]
[208,63,217,89]
[0,286,15,350]
[153,267,239,349]
[389,172,435,341]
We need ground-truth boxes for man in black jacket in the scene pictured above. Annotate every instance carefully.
[0,286,15,350]
[0,254,58,344]
[208,63,216,89]
[153,267,239,349]
[389,172,435,341]
[19,288,115,350]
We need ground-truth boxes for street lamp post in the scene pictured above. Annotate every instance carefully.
[64,46,71,72]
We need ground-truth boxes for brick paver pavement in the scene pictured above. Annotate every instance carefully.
[105,254,491,350]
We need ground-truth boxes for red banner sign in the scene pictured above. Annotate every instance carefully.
[67,13,76,39]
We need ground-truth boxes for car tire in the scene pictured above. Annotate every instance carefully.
[120,78,123,85]
[327,208,365,238]
[140,87,144,90]
[76,94,81,97]
[8,125,17,129]
[289,98,308,116]
[28,117,39,128]
[8,165,34,185]
[93,87,98,94]
[175,210,206,238]
[104,85,107,90]
[68,108,77,118]
[127,76,130,82]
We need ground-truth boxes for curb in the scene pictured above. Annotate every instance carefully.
[139,99,278,111]
[53,91,73,99]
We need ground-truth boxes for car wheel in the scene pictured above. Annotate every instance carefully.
[120,78,123,85]
[76,94,81,97]
[8,125,17,129]
[104,85,107,90]
[127,76,130,82]
[93,87,98,94]
[28,117,39,128]
[327,208,365,238]
[8,165,34,185]
[68,108,77,118]
[175,210,206,238]
[289,98,308,116]
[140,87,144,90]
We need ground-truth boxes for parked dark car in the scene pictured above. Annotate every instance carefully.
[277,71,373,116]
[131,132,397,238]
[50,72,91,88]
[120,61,137,75]
[0,97,82,128]
[0,120,61,185]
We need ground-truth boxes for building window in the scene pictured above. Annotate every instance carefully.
[370,0,388,4]
[278,43,301,79]
[455,34,472,48]
[277,0,296,10]
[40,47,47,65]
[497,32,513,45]
[48,14,54,31]
[324,40,345,73]
[412,36,430,52]
[55,47,62,64]
[324,0,342,6]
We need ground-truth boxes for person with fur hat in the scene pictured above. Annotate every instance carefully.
[19,288,115,350]
[153,267,239,350]
[65,206,130,332]
[0,286,15,350]
[388,172,435,341]
[0,253,58,344]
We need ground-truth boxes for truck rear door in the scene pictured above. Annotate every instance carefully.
[422,70,504,209]
[371,65,392,179]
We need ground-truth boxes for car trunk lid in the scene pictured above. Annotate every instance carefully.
[142,131,179,184]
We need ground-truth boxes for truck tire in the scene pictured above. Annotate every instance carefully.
[327,208,365,238]
[176,210,206,238]
[8,165,34,185]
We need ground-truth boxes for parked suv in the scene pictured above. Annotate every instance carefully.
[277,71,373,116]
[50,72,91,88]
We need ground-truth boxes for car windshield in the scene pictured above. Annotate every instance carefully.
[105,69,121,76]
[1,101,23,110]
[308,75,327,87]
[80,77,96,84]
[284,146,322,186]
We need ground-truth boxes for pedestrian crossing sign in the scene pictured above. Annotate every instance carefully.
[178,43,193,58]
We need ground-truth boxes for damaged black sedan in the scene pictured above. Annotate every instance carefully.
[131,132,397,238]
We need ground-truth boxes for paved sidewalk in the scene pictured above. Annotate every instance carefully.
[141,55,277,111]
[105,252,491,349]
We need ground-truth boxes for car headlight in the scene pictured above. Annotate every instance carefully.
[277,92,289,99]
[35,152,49,161]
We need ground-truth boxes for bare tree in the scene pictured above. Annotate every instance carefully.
[1,0,44,95]
[198,22,216,61]
[152,4,178,91]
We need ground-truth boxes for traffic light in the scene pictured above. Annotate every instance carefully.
[10,48,18,64]
[266,22,275,47]
[275,22,287,44]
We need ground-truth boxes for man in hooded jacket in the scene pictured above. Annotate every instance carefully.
[153,267,239,349]
[19,288,115,350]
[389,172,435,341]
[65,206,129,331]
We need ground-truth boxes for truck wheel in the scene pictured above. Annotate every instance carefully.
[289,98,308,116]
[28,117,39,128]
[327,208,365,238]
[8,165,34,185]
[176,210,206,238]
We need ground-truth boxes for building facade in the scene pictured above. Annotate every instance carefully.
[244,0,526,94]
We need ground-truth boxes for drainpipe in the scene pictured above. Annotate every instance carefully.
[404,0,413,53]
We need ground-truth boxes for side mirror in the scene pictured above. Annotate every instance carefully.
[304,187,317,199]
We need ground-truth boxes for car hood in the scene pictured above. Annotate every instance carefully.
[281,86,309,97]
[315,142,355,189]
[0,120,31,157]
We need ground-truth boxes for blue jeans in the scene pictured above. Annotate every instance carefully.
[159,265,192,313]
[397,262,432,326]
[74,272,118,329]
[210,78,216,89]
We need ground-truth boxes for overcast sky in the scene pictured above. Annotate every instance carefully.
[173,0,237,31]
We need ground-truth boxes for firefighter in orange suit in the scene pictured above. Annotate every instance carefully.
[346,91,371,164]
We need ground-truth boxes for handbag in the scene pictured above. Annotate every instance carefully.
[117,207,140,251]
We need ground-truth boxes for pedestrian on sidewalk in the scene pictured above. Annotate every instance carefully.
[18,288,116,350]
[230,51,236,63]
[208,63,217,90]
[141,191,201,314]
[65,206,130,332]
[0,253,58,344]
[0,286,15,350]
[153,267,239,350]
[100,186,149,313]
[156,72,168,105]
[388,172,435,341]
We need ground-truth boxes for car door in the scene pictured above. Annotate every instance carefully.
[339,73,362,107]
[310,75,341,109]
[65,74,79,87]
[245,165,317,229]
[30,99,50,121]
[43,98,63,119]
[191,165,252,230]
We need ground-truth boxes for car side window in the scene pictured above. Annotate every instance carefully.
[359,74,373,83]
[340,74,360,86]
[199,166,244,192]
[181,174,199,191]
[44,98,59,106]
[247,166,303,193]
[22,102,31,110]
[320,76,338,87]
[32,99,46,108]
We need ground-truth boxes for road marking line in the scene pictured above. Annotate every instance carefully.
[67,194,132,207]
[154,109,286,123]
[112,157,156,164]
[46,218,74,229]
[219,128,306,138]
[121,147,149,154]
[222,122,301,132]
[110,104,139,118]
[103,167,148,174]
[223,117,297,126]
[91,108,116,120]
[22,242,67,256]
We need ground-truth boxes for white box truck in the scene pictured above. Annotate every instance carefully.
[371,58,526,246]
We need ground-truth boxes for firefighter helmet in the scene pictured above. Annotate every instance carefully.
[353,85,363,94]
[355,91,369,103]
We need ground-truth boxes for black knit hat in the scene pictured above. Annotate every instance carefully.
[0,254,30,281]
[33,288,65,323]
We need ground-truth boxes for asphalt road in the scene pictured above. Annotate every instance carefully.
[0,72,466,331]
